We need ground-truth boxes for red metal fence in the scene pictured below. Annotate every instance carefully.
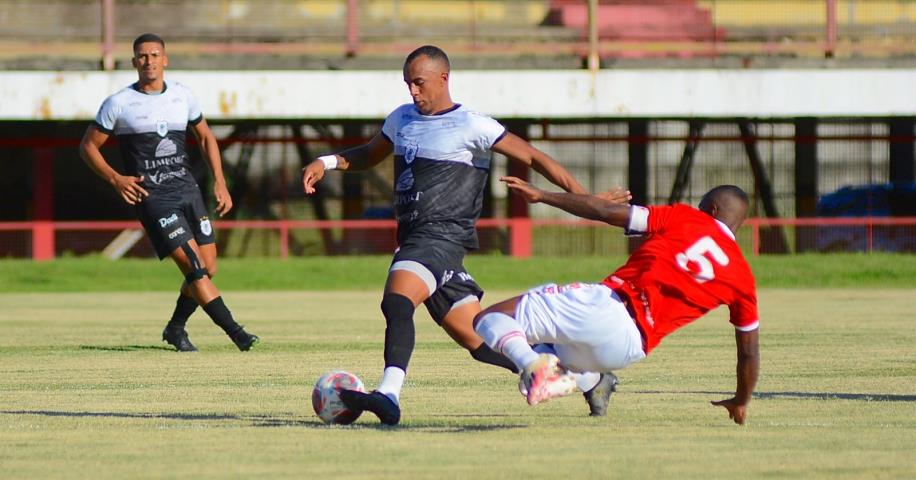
[3,216,915,261]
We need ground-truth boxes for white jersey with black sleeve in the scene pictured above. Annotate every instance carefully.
[93,81,203,193]
[381,103,507,250]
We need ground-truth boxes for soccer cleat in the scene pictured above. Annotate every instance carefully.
[583,372,618,417]
[230,327,259,352]
[162,326,197,352]
[339,390,401,426]
[520,353,578,406]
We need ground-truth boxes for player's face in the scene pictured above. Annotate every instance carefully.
[403,56,448,115]
[132,42,168,83]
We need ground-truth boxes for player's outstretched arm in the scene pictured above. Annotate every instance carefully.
[492,133,588,194]
[711,328,759,425]
[501,176,630,228]
[302,132,393,195]
[79,125,149,205]
[191,118,233,217]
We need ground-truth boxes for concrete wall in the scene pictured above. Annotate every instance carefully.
[2,69,914,121]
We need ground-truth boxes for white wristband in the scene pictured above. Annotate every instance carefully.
[318,154,338,170]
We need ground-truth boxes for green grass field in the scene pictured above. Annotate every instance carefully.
[1,257,914,478]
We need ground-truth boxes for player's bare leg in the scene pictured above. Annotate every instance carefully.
[168,240,258,351]
[441,302,519,373]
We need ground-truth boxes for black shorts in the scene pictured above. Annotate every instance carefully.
[136,186,216,259]
[391,238,484,324]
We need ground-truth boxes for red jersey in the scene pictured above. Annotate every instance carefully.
[603,204,759,354]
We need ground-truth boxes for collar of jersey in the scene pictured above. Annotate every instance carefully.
[714,219,736,241]
[417,103,461,116]
[131,81,168,95]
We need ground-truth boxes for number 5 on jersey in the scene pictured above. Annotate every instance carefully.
[676,236,730,283]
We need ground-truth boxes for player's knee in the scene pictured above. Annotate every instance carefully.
[380,293,415,323]
[179,242,209,284]
[184,266,209,284]
[205,263,217,279]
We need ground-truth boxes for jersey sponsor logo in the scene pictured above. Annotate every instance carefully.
[168,226,186,239]
[395,169,414,192]
[144,155,185,170]
[199,217,212,236]
[457,272,474,282]
[441,270,454,285]
[155,138,178,157]
[158,213,178,228]
[156,119,168,137]
[405,142,418,164]
[395,191,422,206]
[396,210,419,223]
[146,169,187,185]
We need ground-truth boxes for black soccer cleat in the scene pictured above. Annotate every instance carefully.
[230,327,259,352]
[583,372,618,417]
[162,326,198,352]
[339,390,401,426]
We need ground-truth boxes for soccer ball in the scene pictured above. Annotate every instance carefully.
[312,370,366,425]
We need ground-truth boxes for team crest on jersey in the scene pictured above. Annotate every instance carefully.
[395,169,414,192]
[199,217,212,236]
[156,119,168,137]
[405,142,418,164]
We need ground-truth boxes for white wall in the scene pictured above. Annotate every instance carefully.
[0,69,910,121]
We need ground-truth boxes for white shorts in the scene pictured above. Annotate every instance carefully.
[515,282,646,373]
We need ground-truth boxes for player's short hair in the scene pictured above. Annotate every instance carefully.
[708,185,749,204]
[699,185,749,214]
[133,33,165,53]
[404,45,450,72]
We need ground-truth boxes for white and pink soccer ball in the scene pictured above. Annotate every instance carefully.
[312,370,366,425]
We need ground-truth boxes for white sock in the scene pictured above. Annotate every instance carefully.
[475,312,538,370]
[376,366,405,405]
[572,371,601,392]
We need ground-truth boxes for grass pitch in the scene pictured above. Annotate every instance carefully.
[1,288,914,478]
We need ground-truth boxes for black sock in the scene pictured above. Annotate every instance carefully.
[202,296,241,336]
[167,293,198,329]
[380,293,415,371]
[471,344,519,373]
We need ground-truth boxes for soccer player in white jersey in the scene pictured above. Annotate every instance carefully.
[302,45,626,425]
[79,33,258,352]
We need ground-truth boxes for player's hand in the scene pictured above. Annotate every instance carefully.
[213,180,233,217]
[302,160,326,195]
[711,397,748,425]
[596,187,632,205]
[113,174,149,205]
[500,176,544,203]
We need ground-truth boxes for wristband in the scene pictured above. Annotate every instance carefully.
[318,154,338,170]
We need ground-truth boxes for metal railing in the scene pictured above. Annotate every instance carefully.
[2,216,915,260]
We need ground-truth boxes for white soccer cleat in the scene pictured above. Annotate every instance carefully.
[518,372,579,398]
[520,353,578,406]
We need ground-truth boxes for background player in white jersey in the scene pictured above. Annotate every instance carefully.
[475,180,760,425]
[302,45,623,425]
[79,33,258,352]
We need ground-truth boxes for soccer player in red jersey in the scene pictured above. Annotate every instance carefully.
[474,178,760,425]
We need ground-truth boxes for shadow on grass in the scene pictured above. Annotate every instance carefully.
[634,390,916,402]
[79,345,174,352]
[0,409,525,432]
